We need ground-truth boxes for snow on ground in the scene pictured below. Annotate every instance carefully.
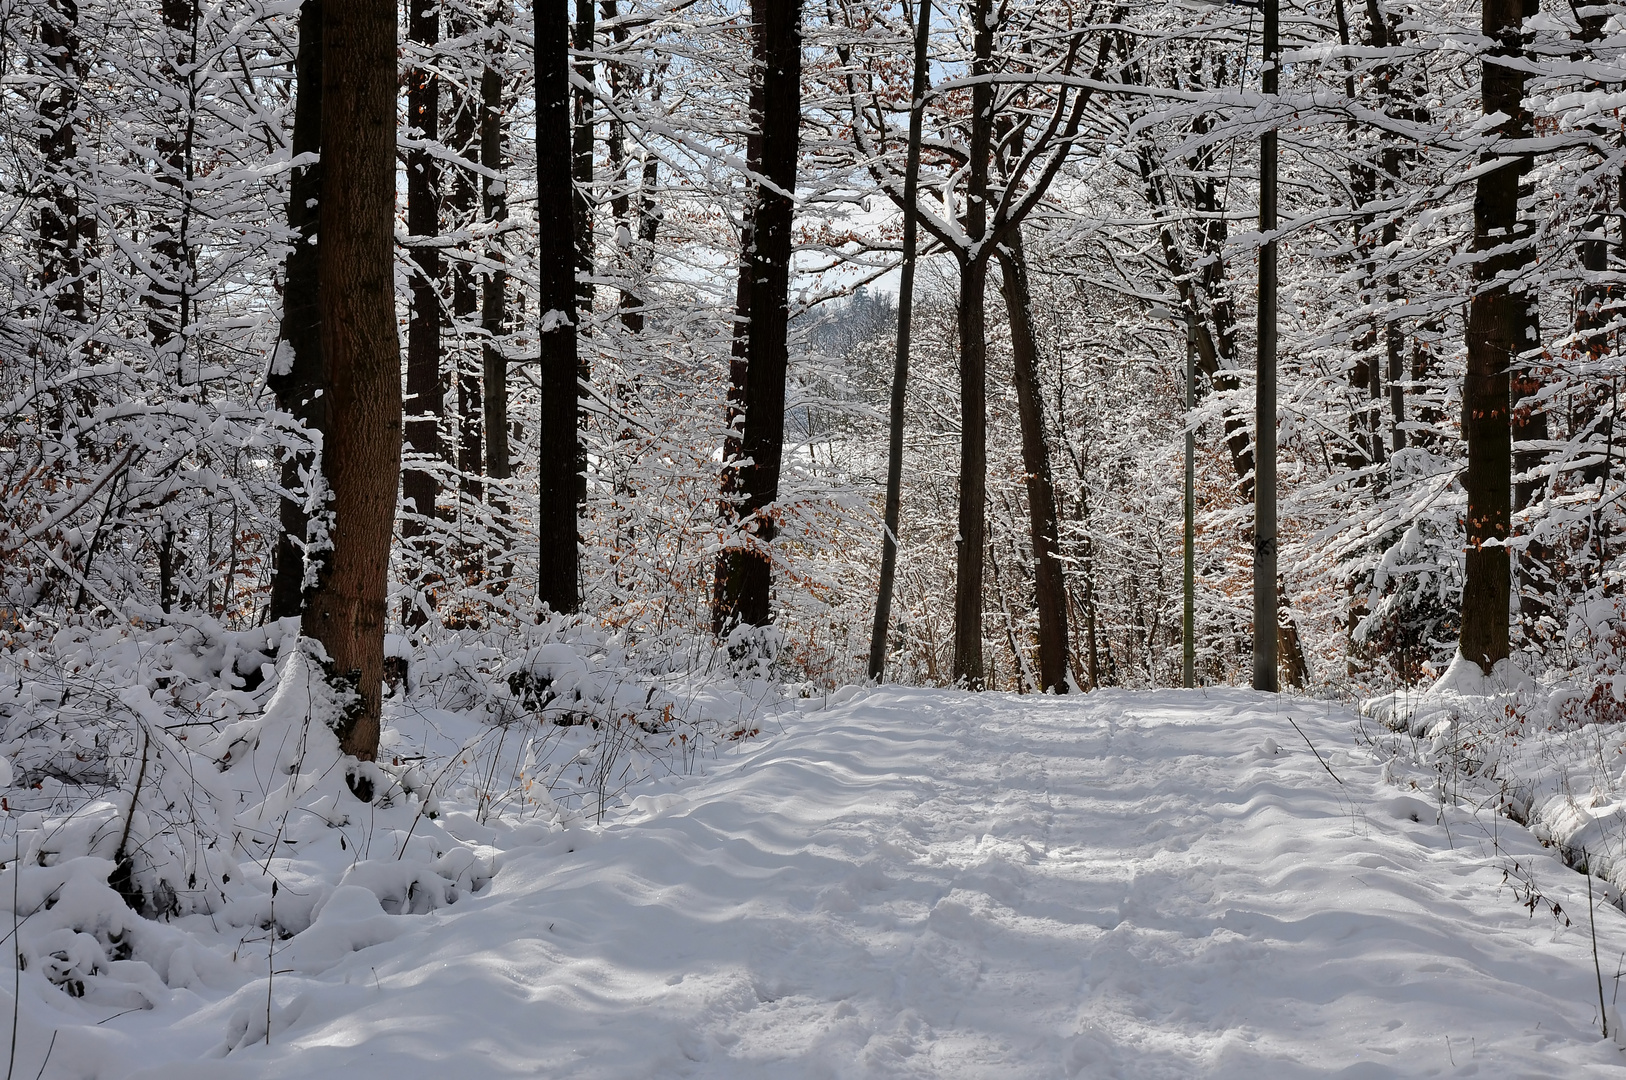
[28,687,1626,1077]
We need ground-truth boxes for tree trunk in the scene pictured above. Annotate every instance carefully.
[573,0,594,514]
[537,0,580,614]
[148,0,196,373]
[713,6,767,635]
[38,1,86,330]
[301,0,400,762]
[1460,0,1537,674]
[402,0,442,625]
[621,152,661,334]
[996,231,1069,693]
[866,0,931,681]
[951,0,994,689]
[268,0,323,622]
[714,0,802,633]
[450,49,482,513]
[574,0,596,324]
[481,21,510,495]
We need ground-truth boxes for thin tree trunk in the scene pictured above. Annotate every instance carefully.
[481,16,510,494]
[951,0,994,690]
[866,0,930,681]
[149,0,196,373]
[402,0,442,625]
[480,13,512,585]
[302,0,401,763]
[622,152,660,334]
[537,0,580,614]
[574,0,596,323]
[268,0,323,621]
[713,6,765,635]
[573,0,594,514]
[1460,0,1537,673]
[996,231,1069,693]
[38,0,86,331]
[451,50,482,513]
[715,0,802,633]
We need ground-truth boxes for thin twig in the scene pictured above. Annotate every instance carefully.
[31,1031,54,1080]
[1285,716,1343,785]
[1589,853,1609,1040]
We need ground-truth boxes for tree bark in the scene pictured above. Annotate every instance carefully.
[148,0,196,373]
[713,0,802,633]
[996,231,1069,693]
[537,0,580,613]
[450,39,482,513]
[38,1,86,330]
[573,0,594,514]
[1460,0,1537,673]
[866,0,931,681]
[481,18,510,495]
[950,0,994,689]
[268,0,323,622]
[401,0,442,625]
[301,0,401,762]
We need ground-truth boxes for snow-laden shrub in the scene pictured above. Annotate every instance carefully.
[0,619,501,1013]
[0,606,782,1017]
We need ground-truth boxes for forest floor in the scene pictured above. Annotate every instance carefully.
[50,686,1626,1077]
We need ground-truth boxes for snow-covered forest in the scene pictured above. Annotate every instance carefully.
[4,0,1626,1074]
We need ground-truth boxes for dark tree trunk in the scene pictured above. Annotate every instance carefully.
[38,1,86,329]
[574,0,596,324]
[573,0,594,514]
[301,0,401,762]
[536,0,580,614]
[950,0,994,689]
[1460,0,1537,673]
[268,0,324,622]
[481,23,510,495]
[713,0,802,633]
[451,51,482,511]
[621,153,661,334]
[604,3,659,332]
[149,0,196,371]
[402,0,442,624]
[996,232,1069,693]
[866,0,931,681]
[1574,6,1613,494]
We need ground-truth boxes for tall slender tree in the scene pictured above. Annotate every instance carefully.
[996,229,1069,693]
[402,0,443,625]
[712,0,803,634]
[867,0,931,682]
[268,0,324,621]
[301,0,401,763]
[1460,0,1538,674]
[537,0,581,613]
[573,0,595,514]
[451,19,483,519]
[843,2,1108,688]
[481,5,512,513]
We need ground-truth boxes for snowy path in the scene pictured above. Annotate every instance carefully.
[131,688,1625,1078]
